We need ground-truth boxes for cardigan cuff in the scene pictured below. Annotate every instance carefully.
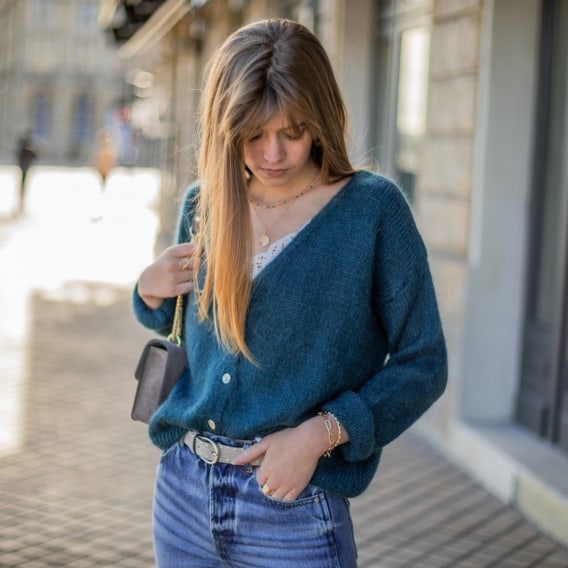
[323,391,375,463]
[132,284,176,334]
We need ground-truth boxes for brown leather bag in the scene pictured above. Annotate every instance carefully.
[131,295,187,423]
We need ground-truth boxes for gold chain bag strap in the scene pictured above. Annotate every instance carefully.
[131,293,188,424]
[131,215,199,424]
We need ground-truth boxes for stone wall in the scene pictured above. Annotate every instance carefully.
[414,0,484,436]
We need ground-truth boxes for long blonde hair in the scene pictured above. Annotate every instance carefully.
[194,18,355,360]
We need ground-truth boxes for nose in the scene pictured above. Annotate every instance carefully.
[263,136,284,163]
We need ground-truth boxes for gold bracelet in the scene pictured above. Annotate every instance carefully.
[318,411,341,458]
[327,412,342,449]
[319,412,334,457]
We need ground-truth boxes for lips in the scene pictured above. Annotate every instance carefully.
[261,168,288,178]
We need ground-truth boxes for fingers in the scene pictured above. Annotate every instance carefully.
[234,441,301,501]
[173,280,194,296]
[282,489,300,501]
[178,256,191,270]
[138,243,197,306]
[258,475,301,502]
[232,439,268,466]
[162,243,196,284]
[172,244,196,280]
[171,242,196,265]
[250,428,319,502]
[260,483,299,502]
[170,242,195,256]
[261,483,274,496]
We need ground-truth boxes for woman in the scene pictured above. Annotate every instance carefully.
[134,18,447,567]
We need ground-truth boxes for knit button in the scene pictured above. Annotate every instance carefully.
[207,419,216,430]
[221,373,231,384]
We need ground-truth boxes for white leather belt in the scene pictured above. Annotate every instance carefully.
[183,430,262,466]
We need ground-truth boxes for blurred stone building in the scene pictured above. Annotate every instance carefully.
[99,0,568,546]
[0,0,128,166]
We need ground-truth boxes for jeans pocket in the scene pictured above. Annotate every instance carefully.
[254,477,326,507]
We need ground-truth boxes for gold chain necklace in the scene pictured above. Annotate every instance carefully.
[249,173,319,247]
[249,173,319,209]
[250,201,293,248]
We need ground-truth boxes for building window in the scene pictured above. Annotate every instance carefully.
[32,93,51,139]
[394,26,430,201]
[518,0,568,452]
[373,0,433,202]
[72,94,93,146]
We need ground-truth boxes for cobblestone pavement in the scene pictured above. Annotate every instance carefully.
[1,170,568,567]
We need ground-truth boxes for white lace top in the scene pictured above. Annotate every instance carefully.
[251,231,299,279]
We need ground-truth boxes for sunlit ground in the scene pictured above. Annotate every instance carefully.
[0,165,161,456]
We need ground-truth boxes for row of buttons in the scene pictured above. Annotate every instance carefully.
[208,373,232,430]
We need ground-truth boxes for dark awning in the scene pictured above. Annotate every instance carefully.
[99,0,208,57]
[98,0,169,43]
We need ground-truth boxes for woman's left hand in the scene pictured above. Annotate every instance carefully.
[232,417,330,501]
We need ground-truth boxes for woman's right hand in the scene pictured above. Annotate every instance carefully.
[137,242,197,309]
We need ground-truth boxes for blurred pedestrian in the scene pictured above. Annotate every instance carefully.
[134,18,447,567]
[91,127,117,188]
[15,130,38,215]
[89,128,117,221]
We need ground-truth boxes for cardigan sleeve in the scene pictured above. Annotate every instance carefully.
[323,185,448,462]
[131,182,200,335]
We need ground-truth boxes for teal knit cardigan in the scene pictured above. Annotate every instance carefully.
[133,171,447,498]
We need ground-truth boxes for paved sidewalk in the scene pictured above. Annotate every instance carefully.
[1,173,568,567]
[2,288,568,568]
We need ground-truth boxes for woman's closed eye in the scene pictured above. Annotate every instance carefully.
[248,125,307,143]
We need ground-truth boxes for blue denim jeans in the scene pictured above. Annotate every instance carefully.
[152,437,358,567]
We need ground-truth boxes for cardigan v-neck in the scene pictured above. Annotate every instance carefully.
[250,174,354,285]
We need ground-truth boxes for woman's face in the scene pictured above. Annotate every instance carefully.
[243,111,315,190]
